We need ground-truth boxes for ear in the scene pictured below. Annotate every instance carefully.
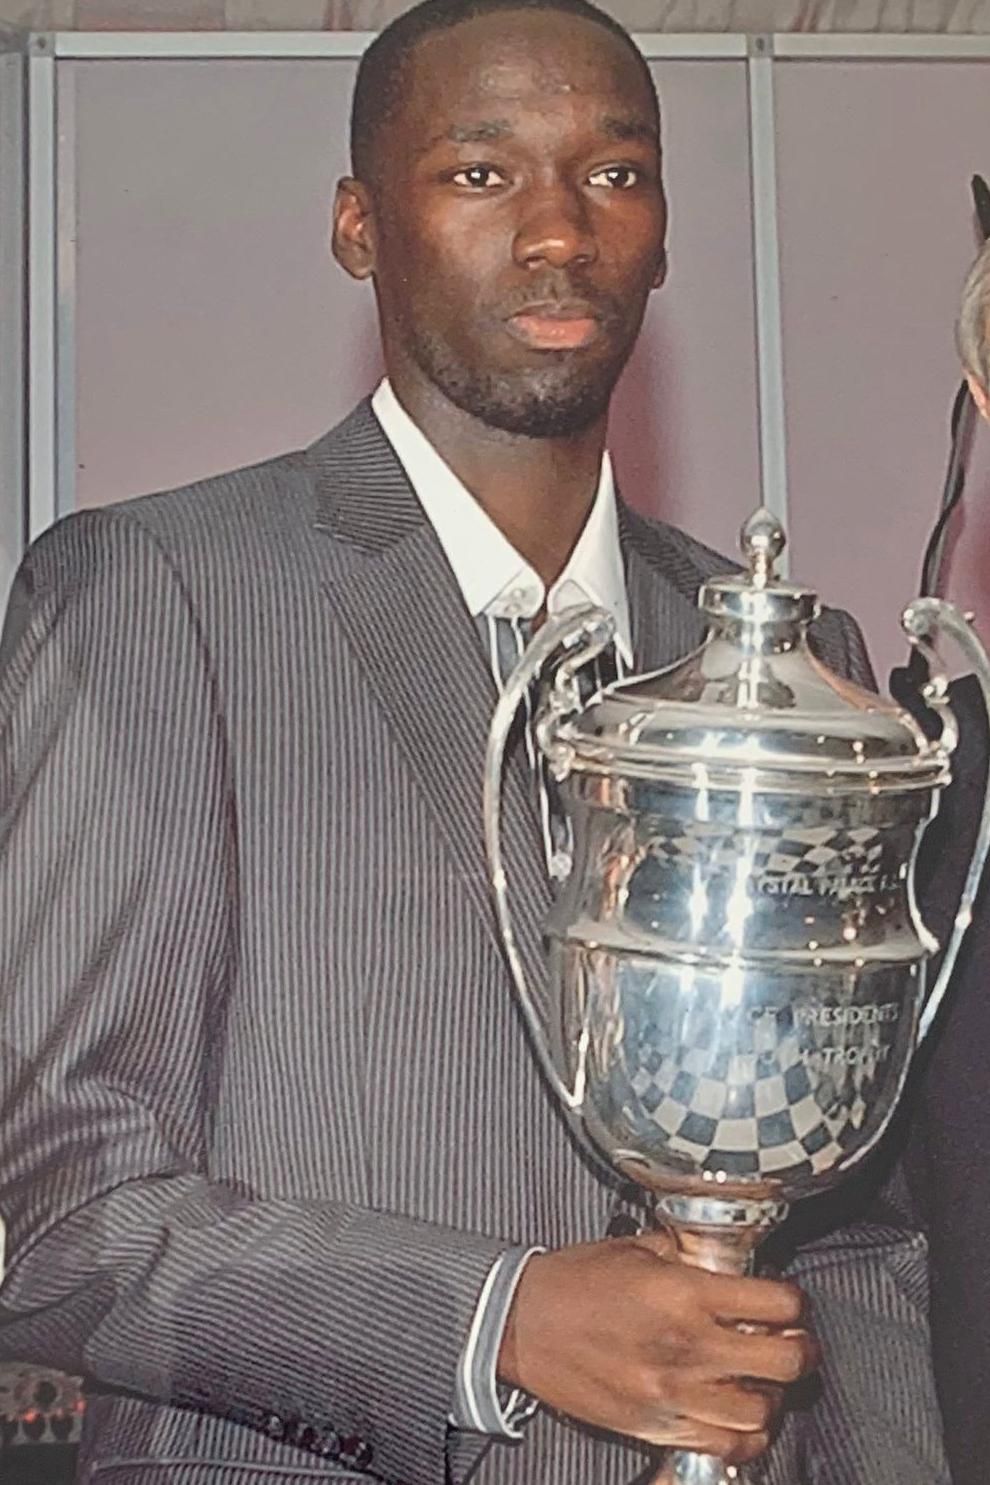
[332,176,376,281]
[651,180,669,290]
[966,370,990,423]
[651,246,668,290]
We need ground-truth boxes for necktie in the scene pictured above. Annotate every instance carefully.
[480,611,621,880]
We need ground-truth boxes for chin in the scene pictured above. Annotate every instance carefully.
[440,361,620,438]
[409,325,630,438]
[478,397,607,439]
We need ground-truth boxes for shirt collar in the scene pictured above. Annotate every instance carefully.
[370,378,632,663]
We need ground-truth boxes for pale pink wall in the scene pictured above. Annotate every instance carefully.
[69,58,762,560]
[773,58,990,684]
[72,59,384,501]
[611,60,761,550]
[68,53,990,688]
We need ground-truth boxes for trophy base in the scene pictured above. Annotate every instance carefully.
[648,1194,791,1485]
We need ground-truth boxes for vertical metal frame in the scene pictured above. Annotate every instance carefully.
[0,40,26,610]
[55,57,75,529]
[746,34,789,561]
[27,34,57,540]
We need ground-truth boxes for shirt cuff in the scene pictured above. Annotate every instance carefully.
[450,1244,544,1438]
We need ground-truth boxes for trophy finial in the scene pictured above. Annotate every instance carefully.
[741,506,786,590]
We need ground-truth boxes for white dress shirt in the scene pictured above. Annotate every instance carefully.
[371,379,632,663]
[370,378,632,1438]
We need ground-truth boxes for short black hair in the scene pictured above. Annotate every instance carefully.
[349,0,658,185]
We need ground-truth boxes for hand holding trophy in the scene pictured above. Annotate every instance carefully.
[484,508,990,1484]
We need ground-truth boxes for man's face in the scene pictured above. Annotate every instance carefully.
[339,10,667,438]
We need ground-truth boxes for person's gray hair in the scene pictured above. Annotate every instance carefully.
[956,239,990,391]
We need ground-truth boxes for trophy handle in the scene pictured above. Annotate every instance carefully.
[483,603,616,1112]
[901,597,990,1044]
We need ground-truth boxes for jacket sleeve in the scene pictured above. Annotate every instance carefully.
[811,605,878,692]
[758,1219,950,1485]
[0,509,505,1485]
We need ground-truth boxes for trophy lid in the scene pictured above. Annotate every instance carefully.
[555,509,946,793]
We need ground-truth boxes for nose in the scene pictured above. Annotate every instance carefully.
[512,182,598,271]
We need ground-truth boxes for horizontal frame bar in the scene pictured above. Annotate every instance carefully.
[40,29,750,60]
[30,30,990,64]
[10,30,990,63]
[774,33,990,60]
[44,31,376,58]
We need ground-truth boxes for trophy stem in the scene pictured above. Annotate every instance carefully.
[651,1453,740,1485]
[648,1195,790,1485]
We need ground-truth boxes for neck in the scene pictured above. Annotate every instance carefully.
[388,368,607,591]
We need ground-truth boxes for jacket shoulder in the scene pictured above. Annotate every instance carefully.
[619,502,741,597]
[0,447,324,684]
[622,503,876,690]
[84,444,313,552]
[25,400,380,586]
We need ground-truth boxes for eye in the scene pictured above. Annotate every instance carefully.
[450,164,508,190]
[588,165,640,190]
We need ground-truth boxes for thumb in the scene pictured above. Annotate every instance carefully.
[630,1226,679,1262]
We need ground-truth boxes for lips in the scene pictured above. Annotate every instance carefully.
[505,301,603,351]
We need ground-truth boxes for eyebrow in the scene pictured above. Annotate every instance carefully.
[601,114,660,146]
[421,119,515,152]
[417,111,658,156]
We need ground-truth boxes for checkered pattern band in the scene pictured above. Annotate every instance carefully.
[646,818,887,891]
[583,957,915,1187]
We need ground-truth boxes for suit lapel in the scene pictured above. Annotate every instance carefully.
[301,408,711,1034]
[619,500,708,670]
[306,403,553,1017]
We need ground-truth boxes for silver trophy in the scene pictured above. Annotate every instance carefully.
[484,509,990,1485]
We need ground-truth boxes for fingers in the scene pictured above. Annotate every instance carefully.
[631,1227,680,1262]
[706,1273,808,1330]
[630,1230,808,1332]
[618,1386,775,1458]
[636,1414,774,1466]
[650,1380,778,1436]
[632,1378,786,1461]
[498,1233,819,1466]
[629,1230,818,1386]
[711,1323,821,1386]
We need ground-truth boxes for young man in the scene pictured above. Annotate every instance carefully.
[0,2,947,1481]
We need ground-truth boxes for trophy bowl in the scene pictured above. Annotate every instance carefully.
[484,509,990,1485]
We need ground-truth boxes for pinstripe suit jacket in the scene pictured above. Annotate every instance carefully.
[0,401,948,1485]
